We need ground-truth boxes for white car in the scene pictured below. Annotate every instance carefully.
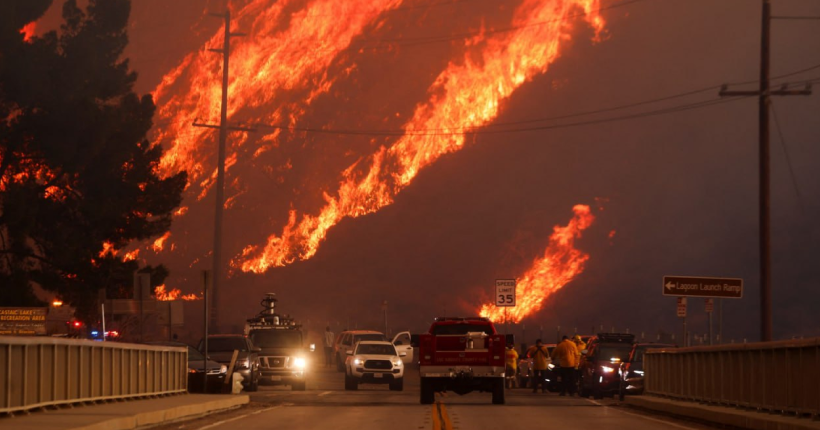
[345,341,405,391]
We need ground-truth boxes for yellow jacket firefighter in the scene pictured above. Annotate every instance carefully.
[505,346,519,370]
[526,343,551,370]
[551,338,579,368]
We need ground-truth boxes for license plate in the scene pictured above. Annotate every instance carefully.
[374,373,383,378]
[271,376,282,381]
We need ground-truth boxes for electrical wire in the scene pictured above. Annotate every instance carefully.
[770,101,806,210]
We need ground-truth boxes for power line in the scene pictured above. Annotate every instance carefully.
[769,101,805,208]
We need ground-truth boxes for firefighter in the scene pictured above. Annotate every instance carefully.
[526,339,551,393]
[505,343,519,389]
[551,335,579,396]
[572,335,587,393]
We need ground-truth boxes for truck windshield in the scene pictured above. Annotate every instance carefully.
[354,334,386,343]
[250,330,302,348]
[356,344,396,355]
[432,324,493,335]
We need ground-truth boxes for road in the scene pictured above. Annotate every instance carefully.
[154,366,717,430]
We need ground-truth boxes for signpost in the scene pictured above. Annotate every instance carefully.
[663,276,743,298]
[0,308,47,335]
[665,276,743,347]
[495,279,516,335]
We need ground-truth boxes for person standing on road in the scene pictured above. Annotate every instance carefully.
[552,335,579,396]
[526,339,550,393]
[505,343,519,389]
[572,335,587,389]
[323,326,335,368]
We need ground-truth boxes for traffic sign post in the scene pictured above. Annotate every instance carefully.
[663,276,743,298]
[677,297,687,347]
[495,279,516,335]
[705,299,714,345]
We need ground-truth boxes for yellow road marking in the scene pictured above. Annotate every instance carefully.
[439,402,453,430]
[432,403,441,430]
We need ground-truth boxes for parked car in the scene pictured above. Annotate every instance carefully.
[148,341,227,393]
[333,330,386,371]
[618,342,676,400]
[344,341,405,391]
[579,333,635,399]
[198,334,261,391]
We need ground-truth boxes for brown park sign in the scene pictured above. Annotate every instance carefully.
[663,276,743,299]
[0,307,47,335]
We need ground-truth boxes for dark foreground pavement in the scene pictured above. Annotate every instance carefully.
[0,394,248,430]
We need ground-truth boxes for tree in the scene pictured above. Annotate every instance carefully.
[0,0,187,320]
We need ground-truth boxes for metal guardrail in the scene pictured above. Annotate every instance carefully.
[1,336,187,414]
[644,337,820,417]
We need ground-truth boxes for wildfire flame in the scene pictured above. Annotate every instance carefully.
[20,22,36,42]
[152,232,171,253]
[237,0,605,273]
[479,204,595,323]
[154,285,201,301]
[154,0,404,190]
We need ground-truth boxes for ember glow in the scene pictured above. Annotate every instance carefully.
[238,0,605,273]
[154,285,200,301]
[152,232,171,252]
[479,204,595,323]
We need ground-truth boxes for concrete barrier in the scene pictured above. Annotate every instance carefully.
[1,336,187,414]
[644,337,820,418]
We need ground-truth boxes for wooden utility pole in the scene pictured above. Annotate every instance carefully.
[193,11,253,331]
[719,0,811,342]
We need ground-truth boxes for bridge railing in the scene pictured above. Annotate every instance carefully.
[644,337,820,417]
[1,336,187,414]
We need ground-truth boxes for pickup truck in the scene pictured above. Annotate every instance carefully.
[418,317,506,404]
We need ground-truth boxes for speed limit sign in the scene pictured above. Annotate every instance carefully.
[495,279,516,307]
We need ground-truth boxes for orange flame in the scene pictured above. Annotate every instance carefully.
[238,0,605,273]
[479,204,595,323]
[154,0,404,190]
[20,22,36,42]
[154,285,201,301]
[152,232,171,253]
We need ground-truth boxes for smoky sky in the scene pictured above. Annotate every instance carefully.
[36,0,820,341]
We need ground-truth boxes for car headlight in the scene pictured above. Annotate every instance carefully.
[220,365,227,374]
[548,363,555,370]
[601,366,615,373]
[391,357,402,366]
[634,370,644,375]
[293,357,306,369]
[353,358,362,366]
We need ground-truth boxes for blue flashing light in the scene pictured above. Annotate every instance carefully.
[91,331,99,336]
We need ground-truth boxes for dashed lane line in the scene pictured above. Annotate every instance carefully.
[583,398,700,430]
[196,406,280,430]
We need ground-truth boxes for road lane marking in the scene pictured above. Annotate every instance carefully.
[439,402,453,430]
[318,391,333,397]
[196,406,280,430]
[583,398,700,430]
[432,404,441,430]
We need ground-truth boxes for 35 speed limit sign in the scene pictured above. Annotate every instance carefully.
[495,279,516,307]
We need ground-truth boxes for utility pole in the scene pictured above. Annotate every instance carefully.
[193,11,253,331]
[719,0,811,342]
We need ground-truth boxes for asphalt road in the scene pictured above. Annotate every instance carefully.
[153,365,718,430]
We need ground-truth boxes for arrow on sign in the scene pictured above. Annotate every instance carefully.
[665,281,676,291]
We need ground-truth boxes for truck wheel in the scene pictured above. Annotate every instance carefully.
[420,378,434,404]
[492,378,505,405]
[292,381,306,391]
[389,378,404,391]
[344,374,358,391]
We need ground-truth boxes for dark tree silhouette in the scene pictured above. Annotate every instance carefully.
[0,0,186,319]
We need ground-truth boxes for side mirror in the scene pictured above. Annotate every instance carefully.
[346,350,353,355]
[310,343,316,352]
[399,352,407,357]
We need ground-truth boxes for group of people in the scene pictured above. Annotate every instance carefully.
[505,335,587,396]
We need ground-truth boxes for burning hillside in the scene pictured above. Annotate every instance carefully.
[148,0,608,280]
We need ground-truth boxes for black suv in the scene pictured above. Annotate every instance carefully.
[578,333,635,399]
[198,334,261,391]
